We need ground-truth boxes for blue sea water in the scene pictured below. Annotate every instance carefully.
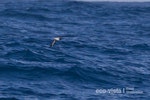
[0,0,150,99]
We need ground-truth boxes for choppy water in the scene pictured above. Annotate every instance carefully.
[0,0,150,100]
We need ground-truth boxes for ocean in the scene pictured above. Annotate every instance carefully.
[0,0,150,100]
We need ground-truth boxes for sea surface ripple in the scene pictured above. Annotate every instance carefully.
[0,0,150,100]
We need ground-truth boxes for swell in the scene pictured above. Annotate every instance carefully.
[0,62,120,85]
[129,43,150,51]
[73,0,150,2]
[3,49,51,62]
[1,61,147,86]
[0,97,19,100]
[0,9,61,22]
[26,7,51,12]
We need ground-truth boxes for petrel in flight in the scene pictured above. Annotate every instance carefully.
[50,37,62,47]
[50,35,75,47]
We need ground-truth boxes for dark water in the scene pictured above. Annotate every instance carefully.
[0,0,150,99]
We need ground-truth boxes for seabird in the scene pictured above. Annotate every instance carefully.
[50,37,62,47]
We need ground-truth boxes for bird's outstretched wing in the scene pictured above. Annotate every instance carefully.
[50,40,56,47]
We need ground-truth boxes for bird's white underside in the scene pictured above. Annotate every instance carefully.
[54,37,60,41]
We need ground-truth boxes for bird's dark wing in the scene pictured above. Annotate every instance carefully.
[50,40,56,47]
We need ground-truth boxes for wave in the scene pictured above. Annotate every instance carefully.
[73,0,150,2]
[0,61,119,85]
[1,9,59,22]
[1,59,147,86]
[129,43,150,51]
[0,97,19,100]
